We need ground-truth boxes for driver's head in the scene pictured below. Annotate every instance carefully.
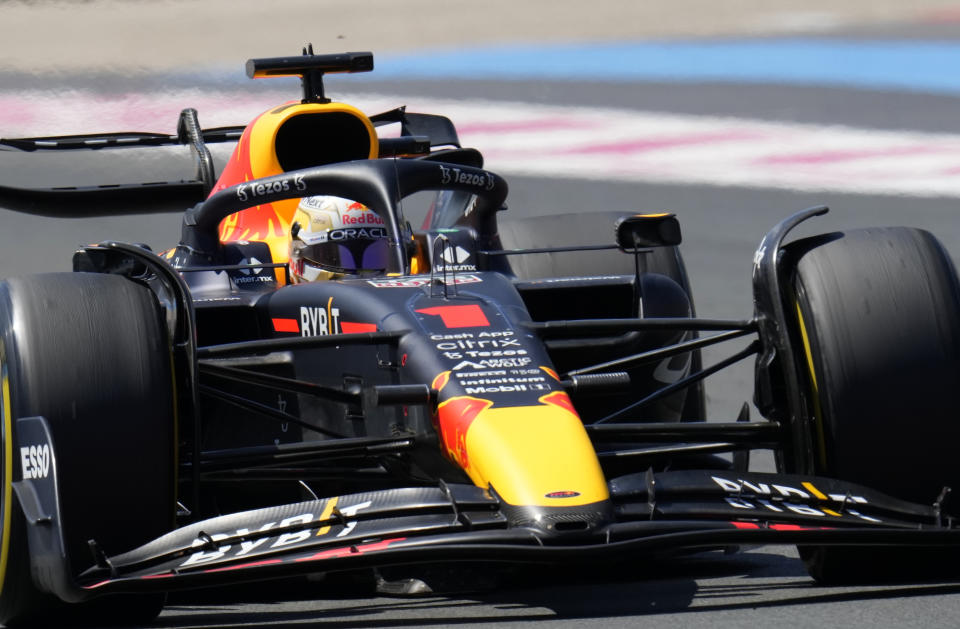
[289,195,389,282]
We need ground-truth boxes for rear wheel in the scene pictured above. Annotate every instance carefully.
[786,227,960,582]
[0,273,175,625]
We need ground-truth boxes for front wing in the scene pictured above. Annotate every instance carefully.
[13,416,960,602]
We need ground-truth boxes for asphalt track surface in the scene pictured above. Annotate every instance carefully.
[5,2,960,627]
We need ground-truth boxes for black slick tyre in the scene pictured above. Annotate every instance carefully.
[0,273,175,625]
[786,227,960,583]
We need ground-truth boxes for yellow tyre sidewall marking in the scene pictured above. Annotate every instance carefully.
[0,344,12,596]
[795,300,828,471]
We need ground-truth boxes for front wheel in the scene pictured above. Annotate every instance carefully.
[0,273,175,625]
[785,227,960,582]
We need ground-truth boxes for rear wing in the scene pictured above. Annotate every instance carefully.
[0,49,468,217]
[0,107,465,217]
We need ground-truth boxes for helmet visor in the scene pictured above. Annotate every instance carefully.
[301,227,389,274]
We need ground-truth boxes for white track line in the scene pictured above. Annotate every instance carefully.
[4,89,960,197]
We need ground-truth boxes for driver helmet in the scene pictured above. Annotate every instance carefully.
[289,195,389,282]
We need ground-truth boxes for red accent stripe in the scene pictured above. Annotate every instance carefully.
[731,521,832,531]
[416,305,490,328]
[340,321,377,333]
[770,523,827,531]
[202,559,284,574]
[294,538,406,562]
[272,318,300,333]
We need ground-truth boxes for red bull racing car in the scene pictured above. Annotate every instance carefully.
[0,50,959,625]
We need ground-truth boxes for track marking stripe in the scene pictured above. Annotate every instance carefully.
[6,90,960,196]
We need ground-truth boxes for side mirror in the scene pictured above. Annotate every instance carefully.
[615,213,682,250]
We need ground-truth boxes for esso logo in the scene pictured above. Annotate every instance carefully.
[20,444,51,480]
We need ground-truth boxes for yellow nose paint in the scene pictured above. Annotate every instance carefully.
[437,393,608,507]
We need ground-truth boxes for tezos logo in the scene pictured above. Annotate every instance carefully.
[438,165,495,191]
[237,174,306,202]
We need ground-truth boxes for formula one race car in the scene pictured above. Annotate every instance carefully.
[1,50,959,625]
